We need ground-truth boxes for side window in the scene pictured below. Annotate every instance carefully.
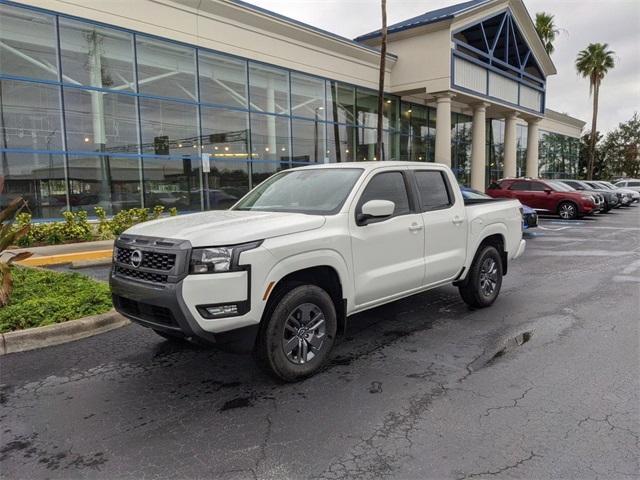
[628,181,640,187]
[509,181,530,191]
[530,181,547,191]
[358,171,411,217]
[414,170,452,210]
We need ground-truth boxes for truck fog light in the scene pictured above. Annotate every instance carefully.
[205,304,238,317]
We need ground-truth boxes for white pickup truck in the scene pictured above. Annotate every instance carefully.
[110,162,525,380]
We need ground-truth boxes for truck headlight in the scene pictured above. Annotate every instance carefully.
[189,241,261,274]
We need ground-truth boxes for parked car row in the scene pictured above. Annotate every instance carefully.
[485,177,639,220]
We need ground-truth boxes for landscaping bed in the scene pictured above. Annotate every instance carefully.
[0,266,112,333]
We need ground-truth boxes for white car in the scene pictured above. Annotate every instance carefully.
[110,162,525,381]
[614,179,640,194]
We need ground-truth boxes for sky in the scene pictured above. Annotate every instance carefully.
[247,0,640,135]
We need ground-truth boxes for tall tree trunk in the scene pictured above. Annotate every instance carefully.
[588,82,599,180]
[376,0,387,160]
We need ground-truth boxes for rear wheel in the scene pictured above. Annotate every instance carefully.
[459,245,503,309]
[256,284,337,382]
[558,201,578,220]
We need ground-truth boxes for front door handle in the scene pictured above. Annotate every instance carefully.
[452,216,464,226]
[408,223,424,232]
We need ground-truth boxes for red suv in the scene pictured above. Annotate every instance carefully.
[486,179,597,219]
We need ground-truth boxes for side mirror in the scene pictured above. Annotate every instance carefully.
[544,188,552,194]
[358,200,395,225]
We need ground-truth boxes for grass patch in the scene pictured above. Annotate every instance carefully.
[0,266,112,333]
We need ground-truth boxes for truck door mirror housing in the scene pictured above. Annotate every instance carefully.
[358,200,395,225]
[544,188,552,194]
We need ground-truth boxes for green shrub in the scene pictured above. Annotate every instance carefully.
[0,266,112,333]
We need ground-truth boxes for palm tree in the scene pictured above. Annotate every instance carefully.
[576,43,615,179]
[535,12,559,55]
[376,0,387,160]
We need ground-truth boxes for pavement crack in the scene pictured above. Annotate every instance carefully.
[481,386,535,418]
[456,451,541,479]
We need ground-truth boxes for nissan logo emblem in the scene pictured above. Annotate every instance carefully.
[130,250,143,268]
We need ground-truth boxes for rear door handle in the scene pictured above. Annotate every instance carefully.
[408,223,424,232]
[452,216,464,226]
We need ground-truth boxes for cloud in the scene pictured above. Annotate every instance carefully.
[247,0,640,133]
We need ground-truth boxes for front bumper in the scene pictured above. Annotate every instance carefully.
[513,239,526,260]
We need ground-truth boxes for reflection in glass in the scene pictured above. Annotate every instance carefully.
[250,113,290,162]
[139,98,198,155]
[326,82,354,125]
[248,63,289,114]
[356,128,394,161]
[0,152,67,218]
[326,124,354,163]
[291,119,326,163]
[67,154,141,214]
[200,107,249,158]
[142,156,201,211]
[452,113,472,185]
[63,88,138,152]
[136,36,196,100]
[199,51,248,108]
[0,5,59,81]
[59,18,135,90]
[356,89,378,129]
[205,160,249,210]
[0,79,63,150]
[291,73,325,120]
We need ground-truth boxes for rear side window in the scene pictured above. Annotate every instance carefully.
[414,170,452,210]
[629,181,640,187]
[358,171,411,216]
[509,180,530,190]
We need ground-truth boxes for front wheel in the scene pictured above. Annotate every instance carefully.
[459,245,503,309]
[256,284,337,382]
[558,201,579,220]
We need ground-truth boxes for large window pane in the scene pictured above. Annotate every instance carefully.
[59,18,135,91]
[200,107,249,158]
[401,103,428,136]
[0,5,58,81]
[291,73,325,120]
[291,119,325,163]
[205,160,249,210]
[143,156,201,211]
[248,63,289,114]
[198,51,247,108]
[0,152,66,218]
[63,88,138,153]
[250,113,290,162]
[355,127,394,161]
[327,82,354,125]
[0,79,62,150]
[356,88,378,128]
[139,98,198,155]
[326,123,354,163]
[136,36,196,100]
[67,154,141,214]
[250,161,290,187]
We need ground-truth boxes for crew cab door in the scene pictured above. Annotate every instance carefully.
[412,169,467,285]
[349,170,425,307]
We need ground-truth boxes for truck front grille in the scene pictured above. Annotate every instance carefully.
[115,247,176,271]
[115,265,168,284]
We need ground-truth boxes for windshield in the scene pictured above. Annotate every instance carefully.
[598,181,616,189]
[233,168,363,214]
[548,181,574,192]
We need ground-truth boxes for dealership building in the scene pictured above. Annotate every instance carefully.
[0,0,585,219]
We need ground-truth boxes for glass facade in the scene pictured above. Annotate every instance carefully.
[538,130,580,179]
[0,2,581,218]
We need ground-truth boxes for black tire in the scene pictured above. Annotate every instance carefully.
[256,284,337,382]
[458,245,503,309]
[557,201,579,220]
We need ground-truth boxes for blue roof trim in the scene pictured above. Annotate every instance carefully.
[227,0,397,58]
[354,0,491,42]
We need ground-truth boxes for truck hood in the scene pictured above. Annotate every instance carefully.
[124,210,326,246]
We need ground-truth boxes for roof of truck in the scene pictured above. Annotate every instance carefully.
[291,161,450,170]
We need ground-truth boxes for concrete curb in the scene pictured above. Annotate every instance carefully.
[0,310,130,355]
[17,249,113,267]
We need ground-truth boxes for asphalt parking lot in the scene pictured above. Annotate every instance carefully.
[1,206,639,480]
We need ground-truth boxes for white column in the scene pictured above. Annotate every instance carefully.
[503,111,518,178]
[435,93,454,166]
[470,102,490,191]
[526,118,541,178]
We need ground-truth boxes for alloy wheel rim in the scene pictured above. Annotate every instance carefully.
[559,204,575,219]
[479,258,498,297]
[282,303,326,365]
